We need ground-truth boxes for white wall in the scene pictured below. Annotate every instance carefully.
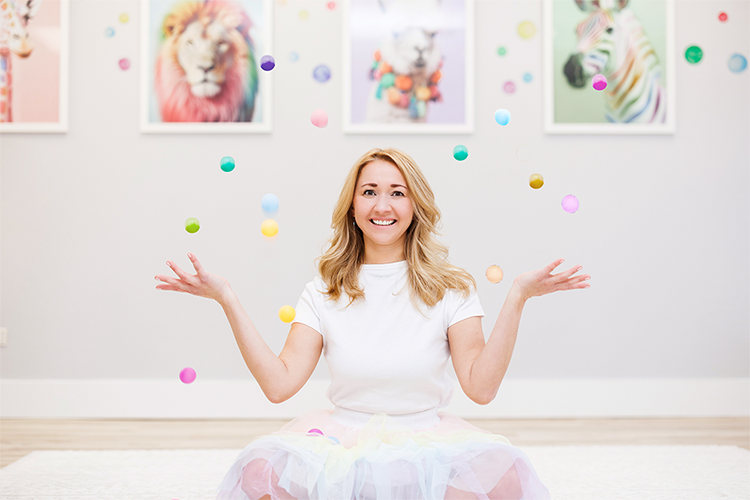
[1,0,748,418]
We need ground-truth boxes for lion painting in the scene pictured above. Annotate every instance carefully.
[154,0,259,122]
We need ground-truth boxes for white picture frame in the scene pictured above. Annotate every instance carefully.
[543,0,675,135]
[343,0,475,134]
[140,0,272,133]
[0,0,69,134]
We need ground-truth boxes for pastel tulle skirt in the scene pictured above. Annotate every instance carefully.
[216,407,551,500]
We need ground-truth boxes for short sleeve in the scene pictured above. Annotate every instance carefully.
[293,279,323,336]
[446,287,485,328]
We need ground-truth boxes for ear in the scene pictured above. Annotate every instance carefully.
[235,10,252,40]
[618,0,629,10]
[28,0,42,18]
[162,13,182,37]
[574,0,587,11]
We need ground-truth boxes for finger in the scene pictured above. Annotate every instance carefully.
[544,259,565,274]
[561,276,591,290]
[155,275,183,288]
[156,284,189,292]
[187,253,209,280]
[557,265,583,281]
[167,260,194,282]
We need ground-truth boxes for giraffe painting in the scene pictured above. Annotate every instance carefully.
[0,0,42,122]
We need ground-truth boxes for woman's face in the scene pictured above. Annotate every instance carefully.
[351,160,415,260]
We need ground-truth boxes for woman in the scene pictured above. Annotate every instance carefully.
[156,148,590,499]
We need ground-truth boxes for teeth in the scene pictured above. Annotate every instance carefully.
[371,219,396,226]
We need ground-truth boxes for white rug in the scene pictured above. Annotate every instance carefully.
[0,446,747,500]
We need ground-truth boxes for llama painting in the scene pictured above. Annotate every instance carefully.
[344,0,474,134]
[544,0,675,134]
[0,0,68,133]
[141,0,272,133]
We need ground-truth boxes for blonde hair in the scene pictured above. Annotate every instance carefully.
[317,148,476,309]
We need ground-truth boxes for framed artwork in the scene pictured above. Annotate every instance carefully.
[140,0,272,133]
[543,0,675,134]
[343,0,474,134]
[0,0,69,134]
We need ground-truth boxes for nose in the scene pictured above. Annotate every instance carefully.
[564,53,585,88]
[198,63,216,74]
[373,196,392,214]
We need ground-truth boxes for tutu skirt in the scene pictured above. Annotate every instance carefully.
[216,407,551,500]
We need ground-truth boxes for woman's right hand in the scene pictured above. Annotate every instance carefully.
[155,253,231,303]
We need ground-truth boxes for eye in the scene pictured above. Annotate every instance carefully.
[364,189,375,196]
[392,191,405,197]
[606,27,614,34]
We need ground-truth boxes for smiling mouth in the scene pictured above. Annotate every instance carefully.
[370,219,396,226]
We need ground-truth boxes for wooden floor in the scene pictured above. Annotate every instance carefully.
[1,417,748,468]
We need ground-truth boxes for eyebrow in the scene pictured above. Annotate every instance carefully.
[360,183,408,189]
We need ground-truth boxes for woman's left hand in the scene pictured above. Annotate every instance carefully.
[513,259,591,302]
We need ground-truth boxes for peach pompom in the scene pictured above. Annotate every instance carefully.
[387,87,401,105]
[395,75,413,91]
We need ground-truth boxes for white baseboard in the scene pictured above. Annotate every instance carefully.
[1,378,747,419]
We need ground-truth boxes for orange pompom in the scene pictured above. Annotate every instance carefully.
[430,70,442,84]
[395,75,413,91]
[416,86,431,101]
[373,50,381,61]
[387,87,401,104]
[379,61,392,74]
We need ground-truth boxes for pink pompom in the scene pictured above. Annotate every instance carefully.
[592,74,608,91]
[179,367,196,384]
[310,109,328,128]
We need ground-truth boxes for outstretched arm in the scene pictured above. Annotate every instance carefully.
[155,253,298,403]
[449,259,590,405]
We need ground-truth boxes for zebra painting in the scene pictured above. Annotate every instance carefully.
[563,0,666,124]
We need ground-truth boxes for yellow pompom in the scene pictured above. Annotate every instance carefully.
[261,219,279,237]
[529,174,544,190]
[278,305,296,323]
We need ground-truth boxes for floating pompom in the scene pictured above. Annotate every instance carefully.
[179,367,196,384]
[592,74,607,91]
[261,219,279,237]
[220,156,235,172]
[311,109,328,128]
[261,194,279,213]
[529,174,544,189]
[486,265,504,284]
[453,145,468,161]
[185,218,200,234]
[728,54,747,73]
[517,21,536,39]
[494,109,511,126]
[685,46,703,64]
[562,195,579,213]
[313,65,331,82]
[260,55,275,71]
[278,305,296,323]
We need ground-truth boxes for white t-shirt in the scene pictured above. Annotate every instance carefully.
[293,260,484,414]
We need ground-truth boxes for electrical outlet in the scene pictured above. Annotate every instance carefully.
[0,328,7,347]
